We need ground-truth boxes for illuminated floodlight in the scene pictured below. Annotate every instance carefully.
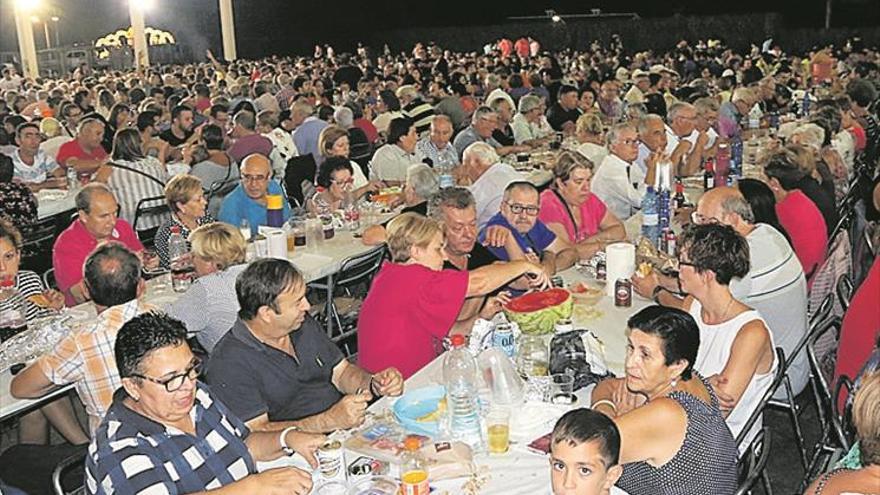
[15,0,40,12]
[51,16,60,22]
[551,14,562,23]
[130,0,156,10]
[30,15,40,23]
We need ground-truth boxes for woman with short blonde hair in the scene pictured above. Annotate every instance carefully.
[168,221,248,353]
[358,211,550,378]
[575,112,608,169]
[154,174,214,268]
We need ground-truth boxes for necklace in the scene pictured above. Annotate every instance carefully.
[704,295,736,325]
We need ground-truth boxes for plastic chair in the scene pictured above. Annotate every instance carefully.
[43,267,56,290]
[735,427,772,495]
[132,194,170,248]
[51,452,86,495]
[283,154,317,207]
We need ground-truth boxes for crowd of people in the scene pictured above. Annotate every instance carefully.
[0,31,878,495]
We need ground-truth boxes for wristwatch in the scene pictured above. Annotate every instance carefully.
[279,426,300,456]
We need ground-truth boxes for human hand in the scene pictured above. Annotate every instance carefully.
[283,430,326,468]
[372,368,404,397]
[482,225,510,247]
[524,250,541,265]
[44,289,66,310]
[707,374,737,414]
[630,270,660,299]
[612,377,647,415]
[329,392,370,429]
[696,131,710,147]
[522,262,551,290]
[247,467,313,495]
[480,291,511,319]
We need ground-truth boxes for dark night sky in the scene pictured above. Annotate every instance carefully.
[1,0,877,59]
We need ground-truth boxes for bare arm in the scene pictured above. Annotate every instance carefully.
[709,319,774,417]
[10,363,58,399]
[465,259,546,297]
[65,157,105,173]
[330,358,372,395]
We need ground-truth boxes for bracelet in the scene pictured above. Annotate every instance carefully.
[279,426,300,456]
[368,375,379,397]
[591,399,618,413]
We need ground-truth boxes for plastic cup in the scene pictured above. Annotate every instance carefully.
[549,373,575,405]
[487,407,510,454]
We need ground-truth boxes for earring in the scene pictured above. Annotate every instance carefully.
[670,378,678,388]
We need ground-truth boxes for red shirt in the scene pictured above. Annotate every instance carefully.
[52,219,144,306]
[56,139,108,169]
[834,257,880,411]
[776,190,827,282]
[514,38,530,58]
[357,262,468,378]
[353,118,379,144]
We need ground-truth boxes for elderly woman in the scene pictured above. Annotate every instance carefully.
[811,105,850,202]
[369,117,419,185]
[85,312,321,495]
[357,212,549,378]
[95,128,169,231]
[0,219,89,447]
[401,163,439,215]
[590,306,738,494]
[169,223,247,353]
[575,113,609,168]
[537,151,625,259]
[805,371,880,494]
[154,174,214,268]
[670,223,777,450]
[309,157,365,214]
[317,124,378,198]
[787,124,838,205]
[511,94,553,146]
[764,150,828,281]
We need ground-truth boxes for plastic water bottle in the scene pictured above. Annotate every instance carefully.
[437,158,455,189]
[168,225,194,293]
[443,334,484,451]
[640,186,660,247]
[658,187,671,230]
[0,276,27,339]
[66,167,79,191]
[801,90,811,117]
[730,135,743,178]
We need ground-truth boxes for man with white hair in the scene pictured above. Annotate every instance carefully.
[718,87,755,139]
[591,123,654,220]
[666,102,708,177]
[511,95,553,146]
[462,142,522,228]
[397,85,435,135]
[291,100,328,161]
[415,115,459,167]
[633,114,680,189]
[453,107,527,159]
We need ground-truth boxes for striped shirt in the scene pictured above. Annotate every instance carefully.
[169,264,247,353]
[107,157,170,231]
[85,384,254,495]
[0,271,53,341]
[37,299,155,432]
[403,99,436,136]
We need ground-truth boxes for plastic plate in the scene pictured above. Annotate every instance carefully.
[391,385,446,436]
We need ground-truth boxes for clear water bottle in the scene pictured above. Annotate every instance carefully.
[0,276,27,340]
[168,225,194,293]
[801,90,811,117]
[342,192,360,231]
[66,166,79,191]
[443,334,484,451]
[640,186,660,247]
[437,158,455,189]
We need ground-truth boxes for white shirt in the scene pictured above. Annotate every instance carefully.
[369,144,419,182]
[470,162,522,229]
[511,113,553,144]
[591,153,644,221]
[576,142,609,171]
[10,148,60,183]
[730,223,809,397]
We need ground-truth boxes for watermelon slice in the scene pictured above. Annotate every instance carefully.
[503,288,573,335]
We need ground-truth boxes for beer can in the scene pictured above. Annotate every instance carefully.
[493,323,516,358]
[596,258,607,281]
[614,278,632,307]
[317,440,346,482]
[551,275,565,288]
[347,456,387,483]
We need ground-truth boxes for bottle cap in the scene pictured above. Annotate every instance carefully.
[170,225,181,234]
[450,334,466,347]
[403,436,422,451]
[266,194,284,210]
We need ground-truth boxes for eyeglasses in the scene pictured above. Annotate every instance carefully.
[677,258,697,268]
[331,177,355,186]
[446,222,477,235]
[242,174,269,183]
[690,211,720,225]
[130,357,203,393]
[617,138,639,146]
[505,201,540,216]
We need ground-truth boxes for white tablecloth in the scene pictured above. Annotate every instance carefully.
[36,190,77,220]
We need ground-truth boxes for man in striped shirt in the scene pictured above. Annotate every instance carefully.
[397,85,435,136]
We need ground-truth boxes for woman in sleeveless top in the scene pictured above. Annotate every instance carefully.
[537,151,625,260]
[804,371,880,494]
[591,305,738,495]
[676,223,777,450]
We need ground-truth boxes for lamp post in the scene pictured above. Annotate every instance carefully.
[128,0,150,69]
[13,0,40,78]
[219,0,237,61]
[32,16,52,49]
[51,16,60,47]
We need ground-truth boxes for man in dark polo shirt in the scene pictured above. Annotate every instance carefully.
[545,84,582,134]
[206,258,404,434]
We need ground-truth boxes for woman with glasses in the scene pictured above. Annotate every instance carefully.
[85,312,323,495]
[538,151,625,259]
[309,157,361,214]
[317,125,380,199]
[674,223,776,451]
[357,212,549,378]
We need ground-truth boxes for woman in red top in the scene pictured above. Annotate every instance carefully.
[764,150,828,284]
[538,151,625,260]
[357,212,548,378]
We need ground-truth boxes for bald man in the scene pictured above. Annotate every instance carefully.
[632,186,810,397]
[218,154,291,233]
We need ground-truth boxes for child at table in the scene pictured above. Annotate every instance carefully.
[549,408,627,495]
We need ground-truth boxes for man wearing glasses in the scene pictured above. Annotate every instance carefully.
[591,123,656,221]
[218,154,291,232]
[480,181,578,278]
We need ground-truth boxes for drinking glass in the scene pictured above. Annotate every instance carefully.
[486,407,511,454]
[548,373,576,405]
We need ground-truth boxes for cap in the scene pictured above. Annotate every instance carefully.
[403,436,423,451]
[450,334,466,347]
[631,69,649,79]
[722,69,735,78]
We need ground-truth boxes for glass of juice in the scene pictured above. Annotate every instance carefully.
[487,407,510,454]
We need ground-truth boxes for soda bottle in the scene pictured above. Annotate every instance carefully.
[399,436,430,495]
[640,186,660,247]
[0,276,27,340]
[703,159,716,190]
[443,334,484,451]
[673,180,687,209]
[168,225,194,293]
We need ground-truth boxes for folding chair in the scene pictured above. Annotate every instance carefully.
[766,292,835,468]
[52,452,86,495]
[43,267,56,290]
[132,195,170,248]
[283,154,317,207]
[736,348,786,452]
[835,273,853,311]
[735,427,772,495]
[308,245,386,357]
[19,215,59,275]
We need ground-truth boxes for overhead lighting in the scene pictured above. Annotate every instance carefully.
[51,16,60,22]
[15,0,40,12]
[131,0,155,10]
[551,14,562,23]
[30,15,40,23]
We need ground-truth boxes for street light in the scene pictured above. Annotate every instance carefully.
[51,16,60,47]
[15,0,40,12]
